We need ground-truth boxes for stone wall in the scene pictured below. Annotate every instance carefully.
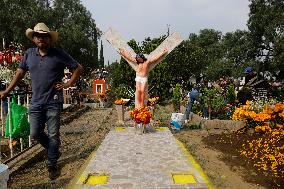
[188,113,245,132]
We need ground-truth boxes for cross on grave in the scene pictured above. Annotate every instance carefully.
[104,27,183,108]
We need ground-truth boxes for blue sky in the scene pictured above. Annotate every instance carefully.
[81,0,250,65]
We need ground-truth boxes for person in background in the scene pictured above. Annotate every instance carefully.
[244,67,257,85]
[184,84,209,122]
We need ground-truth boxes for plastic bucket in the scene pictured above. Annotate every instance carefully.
[0,164,9,189]
[171,113,185,125]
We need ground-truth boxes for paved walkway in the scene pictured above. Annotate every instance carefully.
[69,127,213,189]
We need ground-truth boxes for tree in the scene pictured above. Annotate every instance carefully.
[247,0,284,79]
[0,0,48,48]
[168,39,206,86]
[166,29,222,86]
[52,0,99,74]
[204,30,257,80]
[191,29,223,61]
[99,40,104,68]
[0,0,100,74]
[173,83,182,111]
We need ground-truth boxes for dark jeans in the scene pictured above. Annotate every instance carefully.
[185,95,209,119]
[29,103,62,167]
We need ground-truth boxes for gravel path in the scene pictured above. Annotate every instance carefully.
[8,107,115,189]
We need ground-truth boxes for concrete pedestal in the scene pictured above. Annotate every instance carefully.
[115,105,124,124]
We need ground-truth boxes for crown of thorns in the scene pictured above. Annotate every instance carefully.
[136,53,147,61]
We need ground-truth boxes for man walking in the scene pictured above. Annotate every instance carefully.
[0,23,83,180]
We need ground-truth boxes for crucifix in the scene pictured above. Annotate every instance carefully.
[105,27,183,108]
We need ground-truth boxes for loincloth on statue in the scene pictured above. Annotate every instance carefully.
[135,75,148,84]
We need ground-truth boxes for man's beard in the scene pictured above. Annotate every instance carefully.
[38,43,50,49]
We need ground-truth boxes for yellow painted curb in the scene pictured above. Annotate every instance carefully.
[82,175,109,185]
[156,127,169,131]
[115,127,126,131]
[176,140,216,189]
[68,149,97,189]
[172,173,196,184]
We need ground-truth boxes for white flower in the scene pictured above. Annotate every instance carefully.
[0,66,14,82]
[0,65,30,84]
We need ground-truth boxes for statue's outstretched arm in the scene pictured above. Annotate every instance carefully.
[149,49,168,65]
[119,48,137,63]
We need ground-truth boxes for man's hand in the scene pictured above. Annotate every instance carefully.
[54,82,71,90]
[0,90,9,99]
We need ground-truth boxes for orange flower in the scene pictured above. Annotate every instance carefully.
[12,140,17,146]
[274,103,284,113]
[279,111,284,119]
[275,124,283,130]
[129,107,152,124]
[255,126,262,133]
[114,99,126,105]
[263,106,273,115]
[148,96,160,106]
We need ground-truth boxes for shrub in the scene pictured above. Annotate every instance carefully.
[173,83,182,111]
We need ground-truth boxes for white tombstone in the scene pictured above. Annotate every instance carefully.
[0,164,9,189]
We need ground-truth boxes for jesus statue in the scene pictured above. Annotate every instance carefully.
[119,48,168,108]
[104,27,183,108]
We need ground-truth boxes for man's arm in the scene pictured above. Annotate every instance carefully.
[0,68,27,99]
[119,48,137,63]
[149,49,168,64]
[54,64,83,90]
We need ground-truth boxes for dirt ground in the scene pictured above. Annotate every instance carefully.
[8,107,115,189]
[203,132,283,188]
[175,130,278,189]
[7,104,282,189]
[155,104,282,189]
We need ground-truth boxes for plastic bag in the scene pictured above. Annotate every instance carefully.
[5,97,30,138]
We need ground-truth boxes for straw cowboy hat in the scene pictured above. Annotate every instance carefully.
[26,23,58,43]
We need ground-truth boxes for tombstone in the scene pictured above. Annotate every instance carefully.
[0,164,9,189]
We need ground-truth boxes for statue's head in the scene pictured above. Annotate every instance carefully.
[135,53,147,64]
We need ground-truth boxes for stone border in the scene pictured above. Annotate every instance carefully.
[188,113,245,132]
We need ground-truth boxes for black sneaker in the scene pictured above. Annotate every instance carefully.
[48,165,60,180]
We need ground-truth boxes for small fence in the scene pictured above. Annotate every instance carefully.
[0,92,32,162]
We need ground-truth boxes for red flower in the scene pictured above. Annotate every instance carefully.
[144,117,151,124]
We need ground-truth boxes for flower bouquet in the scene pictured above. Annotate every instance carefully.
[129,107,152,134]
[114,99,126,105]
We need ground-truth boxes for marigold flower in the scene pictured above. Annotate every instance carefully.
[114,99,126,105]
